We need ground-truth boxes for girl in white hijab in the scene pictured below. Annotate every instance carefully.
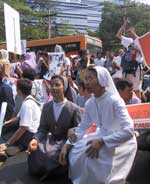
[0,49,10,77]
[59,66,137,184]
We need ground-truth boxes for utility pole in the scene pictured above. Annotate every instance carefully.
[48,9,51,39]
[123,0,127,18]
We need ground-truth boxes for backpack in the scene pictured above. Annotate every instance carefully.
[121,50,138,77]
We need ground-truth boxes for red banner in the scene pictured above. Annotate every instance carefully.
[138,32,150,69]
[84,103,150,136]
[127,103,150,129]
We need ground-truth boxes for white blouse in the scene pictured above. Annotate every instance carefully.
[53,98,67,122]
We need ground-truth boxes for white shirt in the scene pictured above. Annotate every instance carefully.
[121,35,143,63]
[114,55,122,66]
[17,95,41,133]
[64,57,71,66]
[94,57,105,67]
[53,99,67,122]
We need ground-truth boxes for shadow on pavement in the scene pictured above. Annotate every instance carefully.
[0,152,69,184]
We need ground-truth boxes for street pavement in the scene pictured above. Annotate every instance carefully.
[0,150,150,184]
[0,151,69,184]
[0,129,150,184]
[0,129,69,184]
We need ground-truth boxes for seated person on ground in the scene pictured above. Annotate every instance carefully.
[0,62,15,121]
[0,78,41,161]
[27,75,81,180]
[59,66,137,184]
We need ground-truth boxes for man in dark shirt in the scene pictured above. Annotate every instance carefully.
[0,63,14,121]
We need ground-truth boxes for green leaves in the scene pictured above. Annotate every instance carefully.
[0,0,53,42]
[99,0,150,51]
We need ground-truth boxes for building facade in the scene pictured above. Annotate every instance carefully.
[49,0,124,36]
[49,0,103,36]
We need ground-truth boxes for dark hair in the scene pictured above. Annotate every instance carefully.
[78,49,89,57]
[96,51,102,56]
[22,68,36,81]
[115,79,133,91]
[51,75,64,86]
[17,78,32,96]
[87,66,97,77]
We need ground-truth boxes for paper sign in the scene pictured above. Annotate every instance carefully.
[44,52,65,80]
[4,3,22,55]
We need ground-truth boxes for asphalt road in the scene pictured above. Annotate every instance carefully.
[0,129,69,184]
[0,152,69,184]
[0,129,150,184]
[0,150,150,184]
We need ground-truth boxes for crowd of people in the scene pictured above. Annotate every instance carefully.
[0,19,149,183]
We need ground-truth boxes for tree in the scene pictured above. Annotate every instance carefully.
[99,0,150,52]
[0,0,56,42]
[57,19,78,37]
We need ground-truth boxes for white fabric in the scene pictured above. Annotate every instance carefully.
[125,69,142,91]
[69,92,137,184]
[114,56,122,66]
[121,36,133,50]
[69,67,137,184]
[53,99,67,122]
[94,66,120,97]
[121,36,143,63]
[24,52,37,70]
[94,57,105,67]
[0,102,7,136]
[121,36,143,90]
[0,49,9,62]
[65,57,71,66]
[17,95,41,133]
[112,56,123,79]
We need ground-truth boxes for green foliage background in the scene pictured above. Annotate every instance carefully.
[98,0,150,51]
[0,0,52,42]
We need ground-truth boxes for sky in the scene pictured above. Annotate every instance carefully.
[107,0,150,6]
[132,0,150,5]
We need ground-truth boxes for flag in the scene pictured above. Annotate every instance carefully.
[138,32,150,69]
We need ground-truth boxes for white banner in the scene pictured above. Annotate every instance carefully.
[0,102,7,136]
[44,52,65,80]
[4,3,22,55]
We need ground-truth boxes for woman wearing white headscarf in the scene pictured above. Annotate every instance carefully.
[59,66,137,184]
[0,49,10,77]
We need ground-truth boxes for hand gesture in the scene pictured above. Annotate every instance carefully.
[123,16,129,28]
[27,139,38,154]
[0,143,7,152]
[86,139,104,159]
[67,128,77,143]
[59,144,70,166]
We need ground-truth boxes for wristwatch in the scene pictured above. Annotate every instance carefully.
[5,142,10,147]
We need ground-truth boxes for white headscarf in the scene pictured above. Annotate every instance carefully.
[94,66,120,97]
[0,49,9,62]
